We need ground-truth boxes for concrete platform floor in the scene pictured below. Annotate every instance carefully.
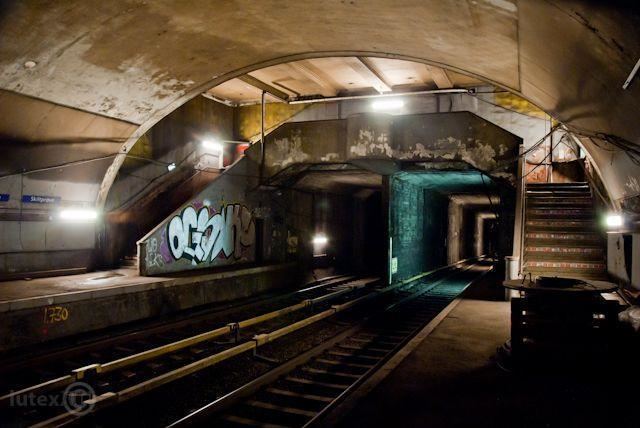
[0,263,296,352]
[0,263,294,310]
[0,267,151,303]
[338,276,637,428]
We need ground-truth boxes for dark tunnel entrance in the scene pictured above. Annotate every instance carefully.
[298,169,514,283]
[388,170,514,283]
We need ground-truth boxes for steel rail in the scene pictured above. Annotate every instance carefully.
[166,260,485,427]
[0,276,373,407]
[23,261,479,427]
[16,278,378,427]
[28,267,455,427]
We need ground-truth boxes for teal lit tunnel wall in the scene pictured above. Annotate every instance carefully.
[390,177,449,281]
[388,171,515,283]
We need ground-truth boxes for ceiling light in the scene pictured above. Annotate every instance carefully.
[312,234,328,245]
[202,140,223,152]
[371,99,404,111]
[59,208,98,222]
[24,60,37,69]
[167,162,176,171]
[605,213,623,228]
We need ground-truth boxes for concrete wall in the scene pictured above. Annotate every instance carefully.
[139,110,520,277]
[0,90,137,278]
[389,177,449,282]
[138,153,287,276]
[102,97,236,266]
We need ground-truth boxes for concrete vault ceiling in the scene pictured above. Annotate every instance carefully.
[0,0,639,208]
[206,57,482,105]
[0,0,637,138]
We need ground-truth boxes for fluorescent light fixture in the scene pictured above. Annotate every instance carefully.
[202,140,223,152]
[59,208,98,222]
[312,234,328,245]
[606,213,623,228]
[167,162,176,171]
[371,99,404,111]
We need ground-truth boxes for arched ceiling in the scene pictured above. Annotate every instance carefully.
[0,0,639,207]
[205,56,484,105]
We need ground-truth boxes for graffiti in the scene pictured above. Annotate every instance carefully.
[145,237,165,268]
[167,204,255,265]
[43,306,69,324]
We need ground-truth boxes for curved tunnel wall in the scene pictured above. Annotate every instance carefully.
[0,1,639,277]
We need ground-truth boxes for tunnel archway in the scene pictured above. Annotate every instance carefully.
[1,1,638,278]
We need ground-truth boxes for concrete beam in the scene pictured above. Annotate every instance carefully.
[238,75,289,101]
[288,61,339,97]
[425,65,453,89]
[354,57,393,93]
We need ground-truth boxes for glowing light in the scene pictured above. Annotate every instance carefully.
[312,234,328,245]
[59,209,98,222]
[202,140,223,152]
[606,213,623,228]
[371,99,404,111]
[167,162,176,171]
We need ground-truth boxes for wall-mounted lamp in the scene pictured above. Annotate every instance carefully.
[59,208,98,222]
[202,139,224,168]
[371,99,404,111]
[312,233,329,257]
[202,140,223,152]
[312,234,329,245]
[167,162,176,171]
[606,213,623,228]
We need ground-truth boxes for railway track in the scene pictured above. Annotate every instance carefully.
[0,274,372,427]
[0,274,360,390]
[167,260,493,427]
[1,260,492,427]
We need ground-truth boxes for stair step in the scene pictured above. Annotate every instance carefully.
[527,181,588,185]
[525,245,604,253]
[525,189,591,198]
[526,220,597,231]
[527,200,593,208]
[526,182,588,188]
[525,232,600,239]
[525,238,604,248]
[527,195,592,200]
[526,208,594,217]
[525,246,604,258]
[522,268,608,281]
[524,260,605,271]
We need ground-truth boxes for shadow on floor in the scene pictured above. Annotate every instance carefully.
[338,271,638,428]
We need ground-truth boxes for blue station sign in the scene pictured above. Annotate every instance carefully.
[21,195,61,204]
[0,194,9,202]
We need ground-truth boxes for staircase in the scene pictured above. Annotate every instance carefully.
[523,182,607,280]
[120,255,138,269]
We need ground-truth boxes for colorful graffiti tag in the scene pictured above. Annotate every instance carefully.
[167,204,255,265]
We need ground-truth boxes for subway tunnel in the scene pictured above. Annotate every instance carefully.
[0,2,639,427]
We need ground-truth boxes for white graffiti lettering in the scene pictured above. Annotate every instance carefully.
[167,204,255,265]
[145,237,165,268]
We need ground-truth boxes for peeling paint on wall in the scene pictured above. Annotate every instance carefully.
[459,141,497,171]
[268,130,311,168]
[320,153,340,162]
[625,175,640,197]
[350,129,393,157]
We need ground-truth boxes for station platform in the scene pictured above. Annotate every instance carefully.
[0,263,297,353]
[336,276,637,428]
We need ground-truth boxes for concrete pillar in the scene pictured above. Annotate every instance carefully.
[382,175,392,285]
[448,199,462,264]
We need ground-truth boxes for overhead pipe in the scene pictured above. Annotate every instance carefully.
[259,90,266,182]
[288,88,470,105]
